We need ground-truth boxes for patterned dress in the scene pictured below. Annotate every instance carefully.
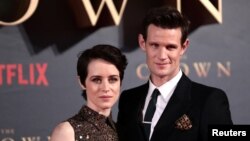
[67,105,118,141]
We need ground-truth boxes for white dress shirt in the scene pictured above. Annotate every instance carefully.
[143,70,183,139]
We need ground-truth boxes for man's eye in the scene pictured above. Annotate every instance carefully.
[166,45,177,50]
[150,43,159,48]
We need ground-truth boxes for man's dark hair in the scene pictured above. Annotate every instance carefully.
[141,6,190,44]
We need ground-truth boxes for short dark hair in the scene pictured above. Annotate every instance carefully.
[141,6,190,44]
[77,44,128,99]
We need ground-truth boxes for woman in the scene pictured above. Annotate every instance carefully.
[50,44,128,141]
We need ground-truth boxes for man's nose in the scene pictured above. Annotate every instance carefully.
[158,48,168,60]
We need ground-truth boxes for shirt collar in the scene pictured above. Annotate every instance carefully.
[149,70,182,100]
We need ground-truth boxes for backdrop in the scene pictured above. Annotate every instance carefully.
[1,0,250,140]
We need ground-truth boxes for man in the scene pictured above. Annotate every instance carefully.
[117,6,233,141]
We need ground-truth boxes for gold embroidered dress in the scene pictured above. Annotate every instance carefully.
[68,106,118,141]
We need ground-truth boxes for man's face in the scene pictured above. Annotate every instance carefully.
[139,24,189,85]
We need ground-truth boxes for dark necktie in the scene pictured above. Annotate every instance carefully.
[143,88,160,139]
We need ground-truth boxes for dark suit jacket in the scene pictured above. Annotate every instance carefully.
[117,73,233,141]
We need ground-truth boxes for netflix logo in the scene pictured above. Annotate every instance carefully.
[0,63,48,86]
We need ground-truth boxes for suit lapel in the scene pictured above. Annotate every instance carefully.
[152,74,192,137]
[135,83,150,140]
[136,82,149,122]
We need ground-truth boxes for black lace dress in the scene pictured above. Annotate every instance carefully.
[67,105,118,141]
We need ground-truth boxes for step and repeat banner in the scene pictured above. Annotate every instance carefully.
[1,0,250,140]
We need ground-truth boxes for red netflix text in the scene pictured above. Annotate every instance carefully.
[0,63,48,86]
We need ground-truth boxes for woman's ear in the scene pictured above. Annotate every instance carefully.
[78,76,85,90]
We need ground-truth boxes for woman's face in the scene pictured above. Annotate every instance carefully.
[84,59,121,113]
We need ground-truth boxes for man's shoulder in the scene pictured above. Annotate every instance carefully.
[124,83,147,92]
[188,81,228,101]
[179,73,223,92]
[191,81,224,92]
[121,83,148,98]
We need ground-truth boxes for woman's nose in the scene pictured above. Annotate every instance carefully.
[101,81,109,92]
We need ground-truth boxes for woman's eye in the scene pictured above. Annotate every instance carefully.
[109,77,118,83]
[92,78,101,83]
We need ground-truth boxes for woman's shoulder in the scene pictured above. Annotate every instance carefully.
[50,121,74,141]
